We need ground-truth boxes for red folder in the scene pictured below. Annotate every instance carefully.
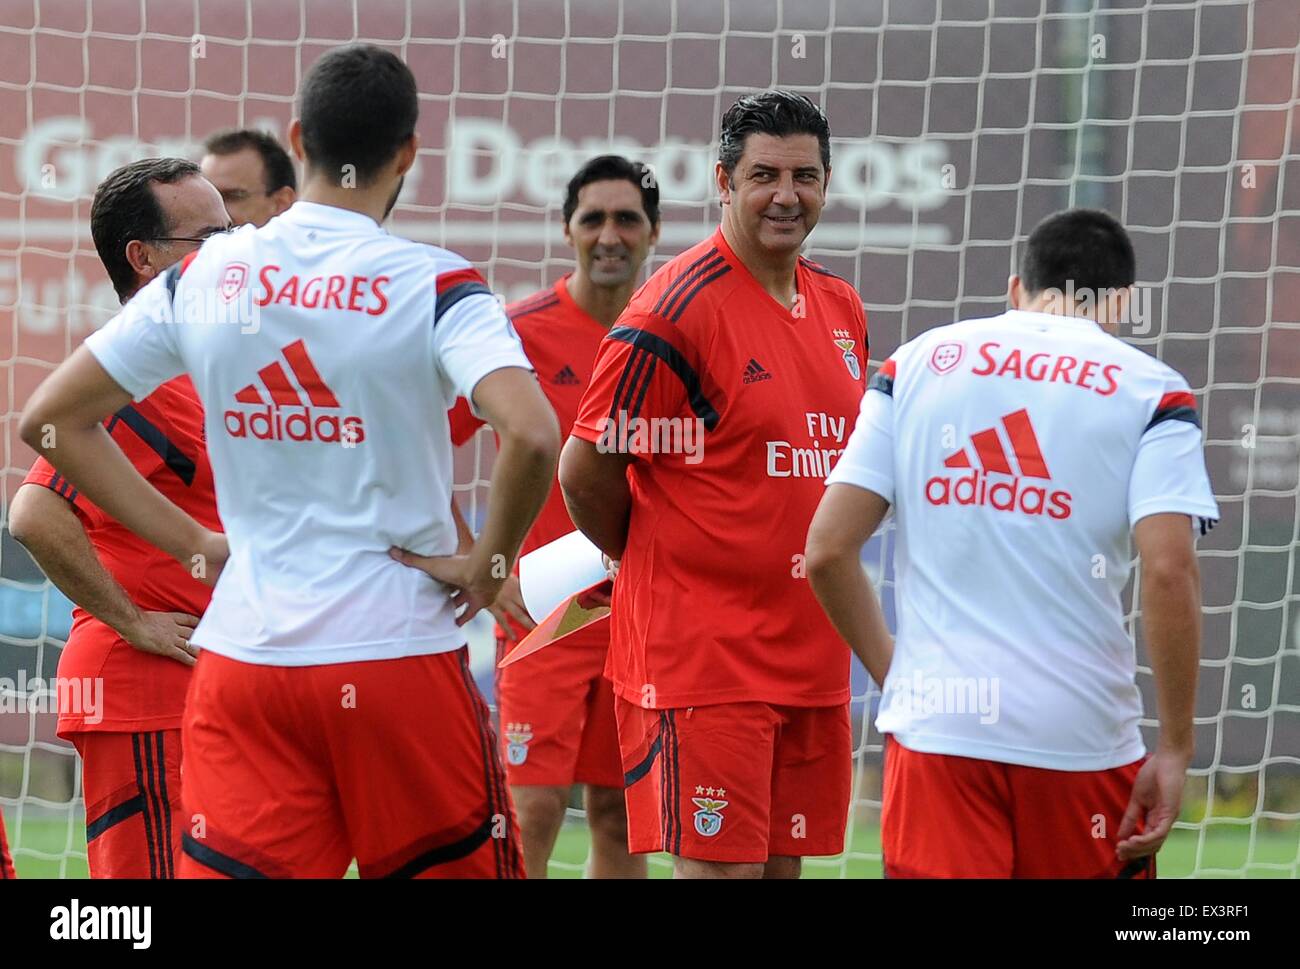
[497,578,614,668]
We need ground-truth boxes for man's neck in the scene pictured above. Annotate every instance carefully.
[298,178,393,226]
[721,217,800,309]
[566,271,636,329]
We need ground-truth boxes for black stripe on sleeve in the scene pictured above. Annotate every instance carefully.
[434,281,495,326]
[509,296,560,321]
[617,345,652,416]
[607,327,720,430]
[1144,405,1201,432]
[115,406,197,486]
[868,371,894,396]
[627,354,658,422]
[669,266,732,323]
[606,347,643,427]
[653,249,720,316]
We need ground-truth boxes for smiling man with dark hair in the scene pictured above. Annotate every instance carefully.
[559,91,868,880]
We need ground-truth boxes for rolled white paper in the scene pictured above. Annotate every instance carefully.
[518,530,608,622]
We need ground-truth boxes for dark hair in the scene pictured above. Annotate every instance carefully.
[90,157,202,301]
[299,44,418,187]
[1019,209,1137,297]
[202,127,297,193]
[718,90,832,176]
[562,155,660,227]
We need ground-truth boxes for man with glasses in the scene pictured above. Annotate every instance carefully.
[8,158,229,878]
[201,128,297,228]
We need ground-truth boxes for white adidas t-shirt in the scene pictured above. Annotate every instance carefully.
[85,201,532,666]
[827,309,1219,771]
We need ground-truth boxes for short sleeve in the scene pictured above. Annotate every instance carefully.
[22,454,102,526]
[83,264,186,401]
[1129,400,1219,533]
[570,315,700,460]
[826,358,896,502]
[431,267,533,413]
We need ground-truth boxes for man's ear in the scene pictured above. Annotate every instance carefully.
[287,119,306,162]
[715,161,732,205]
[124,239,155,283]
[270,186,296,216]
[1007,274,1024,310]
[648,220,662,248]
[395,133,419,178]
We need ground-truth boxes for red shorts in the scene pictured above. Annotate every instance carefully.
[616,698,851,863]
[179,647,523,879]
[0,811,14,879]
[882,737,1155,878]
[495,629,621,789]
[69,730,183,878]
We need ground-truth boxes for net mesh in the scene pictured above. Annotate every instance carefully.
[1,0,1297,878]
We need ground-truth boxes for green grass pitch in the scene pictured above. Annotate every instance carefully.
[7,814,1296,879]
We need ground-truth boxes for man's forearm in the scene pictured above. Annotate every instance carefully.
[565,485,630,559]
[808,552,893,686]
[9,485,142,639]
[1141,562,1201,754]
[471,432,556,577]
[558,438,632,558]
[27,424,203,566]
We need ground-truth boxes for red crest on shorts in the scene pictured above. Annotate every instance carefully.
[220,262,249,303]
[928,341,965,375]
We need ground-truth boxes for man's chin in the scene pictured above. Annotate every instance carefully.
[757,222,811,253]
[588,266,636,287]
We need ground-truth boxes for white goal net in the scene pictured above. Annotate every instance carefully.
[1,0,1297,878]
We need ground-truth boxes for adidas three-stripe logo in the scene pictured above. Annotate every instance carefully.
[927,409,1073,519]
[553,365,580,386]
[943,408,1050,478]
[224,339,365,445]
[742,358,772,384]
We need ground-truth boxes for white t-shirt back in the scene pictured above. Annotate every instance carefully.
[85,201,532,666]
[828,310,1219,771]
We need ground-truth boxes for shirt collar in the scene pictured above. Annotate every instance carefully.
[278,201,385,232]
[1004,308,1105,331]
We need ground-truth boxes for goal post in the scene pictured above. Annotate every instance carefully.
[1,0,1296,878]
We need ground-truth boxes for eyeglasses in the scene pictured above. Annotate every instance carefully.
[146,227,233,245]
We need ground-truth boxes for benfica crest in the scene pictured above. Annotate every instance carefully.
[504,722,533,766]
[691,797,729,837]
[832,329,860,380]
[219,261,249,303]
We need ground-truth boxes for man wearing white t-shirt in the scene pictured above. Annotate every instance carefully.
[806,209,1217,878]
[20,45,559,878]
